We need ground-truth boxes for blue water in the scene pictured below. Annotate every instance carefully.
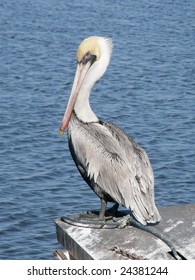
[0,0,194,259]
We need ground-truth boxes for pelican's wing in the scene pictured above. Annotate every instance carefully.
[103,122,161,224]
[68,118,161,225]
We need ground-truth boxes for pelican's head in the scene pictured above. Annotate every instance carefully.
[77,36,102,63]
[60,36,112,133]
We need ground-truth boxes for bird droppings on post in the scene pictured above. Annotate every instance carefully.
[164,220,184,233]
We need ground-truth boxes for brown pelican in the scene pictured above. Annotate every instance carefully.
[60,36,161,225]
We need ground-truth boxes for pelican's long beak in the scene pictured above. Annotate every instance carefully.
[59,62,91,134]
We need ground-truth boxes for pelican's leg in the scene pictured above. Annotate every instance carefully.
[99,201,119,220]
[99,198,107,220]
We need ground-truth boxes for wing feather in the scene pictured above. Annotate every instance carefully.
[68,115,161,224]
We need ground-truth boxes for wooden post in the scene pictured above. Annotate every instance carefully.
[54,204,195,260]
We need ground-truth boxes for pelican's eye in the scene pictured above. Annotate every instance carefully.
[80,52,97,65]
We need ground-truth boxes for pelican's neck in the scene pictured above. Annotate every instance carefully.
[73,83,98,123]
[72,37,112,123]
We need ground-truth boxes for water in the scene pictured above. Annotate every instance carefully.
[0,0,194,259]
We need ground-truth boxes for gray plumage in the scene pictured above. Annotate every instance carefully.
[68,112,161,225]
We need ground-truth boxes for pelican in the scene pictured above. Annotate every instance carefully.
[60,36,161,225]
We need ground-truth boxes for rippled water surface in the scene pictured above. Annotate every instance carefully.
[0,0,194,259]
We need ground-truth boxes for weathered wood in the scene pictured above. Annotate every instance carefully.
[53,249,72,260]
[55,204,195,260]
